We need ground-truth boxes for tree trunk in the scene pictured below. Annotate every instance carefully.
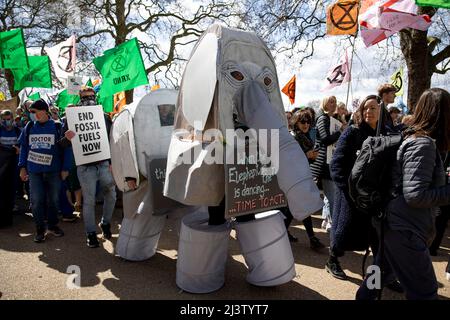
[400,28,432,113]
[115,0,133,104]
[5,69,17,98]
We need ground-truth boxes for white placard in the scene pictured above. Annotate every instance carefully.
[327,116,342,164]
[67,76,82,95]
[66,105,111,166]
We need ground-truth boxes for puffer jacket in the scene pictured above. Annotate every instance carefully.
[387,135,450,245]
[310,110,341,180]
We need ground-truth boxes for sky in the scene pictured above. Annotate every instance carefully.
[13,0,450,113]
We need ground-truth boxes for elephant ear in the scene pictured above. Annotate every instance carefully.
[180,32,218,131]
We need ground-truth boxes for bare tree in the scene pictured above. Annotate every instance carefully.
[76,0,242,102]
[0,0,80,97]
[245,1,450,110]
[400,6,450,110]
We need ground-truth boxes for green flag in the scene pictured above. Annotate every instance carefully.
[0,29,29,69]
[416,0,450,8]
[93,38,148,97]
[11,56,52,91]
[97,91,114,113]
[390,67,404,97]
[85,78,93,88]
[55,89,80,111]
[28,92,41,101]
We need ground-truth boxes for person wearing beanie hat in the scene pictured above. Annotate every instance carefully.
[18,98,73,243]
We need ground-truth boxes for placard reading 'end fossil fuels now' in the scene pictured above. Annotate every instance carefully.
[66,105,111,166]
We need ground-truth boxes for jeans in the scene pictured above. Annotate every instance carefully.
[321,179,336,221]
[29,171,61,229]
[77,161,116,233]
[59,180,74,217]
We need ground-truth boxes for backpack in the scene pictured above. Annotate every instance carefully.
[348,133,403,217]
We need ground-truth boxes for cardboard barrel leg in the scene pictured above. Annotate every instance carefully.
[235,211,296,286]
[176,209,231,293]
[116,212,166,261]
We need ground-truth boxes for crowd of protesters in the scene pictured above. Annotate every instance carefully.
[0,83,449,300]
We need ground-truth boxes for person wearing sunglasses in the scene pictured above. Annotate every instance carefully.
[62,87,116,248]
[282,109,325,250]
[18,99,72,242]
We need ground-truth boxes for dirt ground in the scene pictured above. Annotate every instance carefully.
[0,201,449,300]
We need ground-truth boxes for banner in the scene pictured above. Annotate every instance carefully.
[93,38,148,97]
[281,75,296,105]
[390,67,404,96]
[224,134,286,219]
[11,56,52,91]
[67,76,82,95]
[45,35,76,83]
[327,0,360,36]
[55,89,80,111]
[0,91,5,101]
[323,50,351,91]
[97,91,113,113]
[65,105,111,165]
[0,29,29,69]
[359,0,432,47]
[416,0,450,8]
[85,78,93,88]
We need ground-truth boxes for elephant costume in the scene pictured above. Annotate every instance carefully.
[165,24,323,293]
[111,89,187,261]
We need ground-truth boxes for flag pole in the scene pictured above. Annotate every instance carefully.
[345,35,356,110]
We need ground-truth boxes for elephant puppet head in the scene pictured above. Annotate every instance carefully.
[164,24,323,219]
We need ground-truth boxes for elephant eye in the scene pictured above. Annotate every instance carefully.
[231,71,244,81]
[264,77,272,86]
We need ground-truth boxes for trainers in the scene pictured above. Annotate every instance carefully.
[325,258,347,280]
[47,225,64,237]
[309,236,325,251]
[74,202,82,213]
[99,223,112,239]
[287,232,298,243]
[34,227,46,243]
[87,232,99,248]
[62,213,78,222]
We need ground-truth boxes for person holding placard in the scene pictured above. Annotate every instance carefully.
[63,87,116,248]
[18,99,71,242]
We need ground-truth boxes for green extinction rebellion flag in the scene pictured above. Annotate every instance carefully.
[85,78,93,88]
[11,56,52,91]
[390,67,404,97]
[55,89,80,110]
[0,29,29,69]
[97,90,113,113]
[93,38,148,98]
[28,92,41,101]
[416,0,450,9]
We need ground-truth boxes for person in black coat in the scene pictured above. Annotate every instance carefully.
[357,88,450,300]
[327,95,385,280]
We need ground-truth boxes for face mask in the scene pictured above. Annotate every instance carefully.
[80,96,97,106]
[29,113,37,122]
[3,120,13,127]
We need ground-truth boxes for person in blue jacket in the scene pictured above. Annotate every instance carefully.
[18,99,72,243]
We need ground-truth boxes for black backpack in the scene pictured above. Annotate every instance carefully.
[348,134,403,217]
